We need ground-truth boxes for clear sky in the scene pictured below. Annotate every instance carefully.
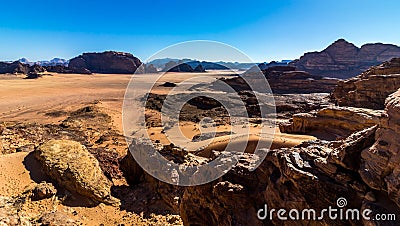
[0,0,399,62]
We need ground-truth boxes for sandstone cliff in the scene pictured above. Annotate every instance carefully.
[68,51,142,74]
[291,39,400,79]
[332,58,400,109]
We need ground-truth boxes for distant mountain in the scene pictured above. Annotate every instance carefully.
[258,60,291,70]
[149,58,260,71]
[291,39,400,79]
[39,58,69,66]
[16,58,69,66]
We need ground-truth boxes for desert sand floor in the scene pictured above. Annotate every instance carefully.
[0,72,315,225]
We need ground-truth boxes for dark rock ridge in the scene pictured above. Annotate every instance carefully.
[291,39,400,79]
[220,65,339,94]
[332,58,400,109]
[0,61,30,74]
[45,65,71,73]
[68,51,142,74]
[163,61,206,72]
[0,61,47,76]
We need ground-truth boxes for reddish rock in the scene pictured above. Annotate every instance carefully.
[292,39,400,79]
[332,58,400,109]
[222,66,339,94]
[68,51,142,74]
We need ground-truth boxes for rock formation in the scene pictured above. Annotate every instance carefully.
[0,61,29,74]
[221,66,339,94]
[34,140,117,205]
[360,89,400,207]
[279,106,384,139]
[145,64,158,73]
[193,64,206,72]
[291,39,400,79]
[45,65,71,73]
[332,58,400,109]
[68,51,142,74]
[167,63,194,72]
[120,87,400,225]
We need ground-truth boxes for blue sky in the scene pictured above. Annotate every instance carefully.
[0,0,399,62]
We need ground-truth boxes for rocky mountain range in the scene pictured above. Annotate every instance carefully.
[291,39,400,79]
[17,57,68,66]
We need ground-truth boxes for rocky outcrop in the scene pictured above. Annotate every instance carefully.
[68,51,142,74]
[0,61,29,74]
[332,58,400,109]
[122,125,400,225]
[180,128,378,226]
[120,88,400,225]
[279,106,384,139]
[291,39,400,79]
[167,63,194,72]
[360,88,400,207]
[45,65,71,73]
[193,64,205,72]
[222,66,339,94]
[145,64,158,73]
[34,140,117,205]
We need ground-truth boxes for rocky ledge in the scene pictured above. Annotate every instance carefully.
[332,58,400,109]
[279,106,384,140]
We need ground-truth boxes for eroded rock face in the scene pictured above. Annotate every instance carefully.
[360,88,400,207]
[34,140,117,205]
[0,61,29,74]
[332,58,400,109]
[119,87,400,225]
[279,106,384,140]
[223,66,339,94]
[291,39,400,79]
[68,51,142,74]
[122,124,400,225]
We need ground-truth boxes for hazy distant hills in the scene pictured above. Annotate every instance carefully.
[147,58,267,71]
[16,58,69,66]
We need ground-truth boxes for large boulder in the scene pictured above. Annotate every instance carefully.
[68,51,142,74]
[332,58,400,109]
[291,39,400,79]
[34,140,117,205]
